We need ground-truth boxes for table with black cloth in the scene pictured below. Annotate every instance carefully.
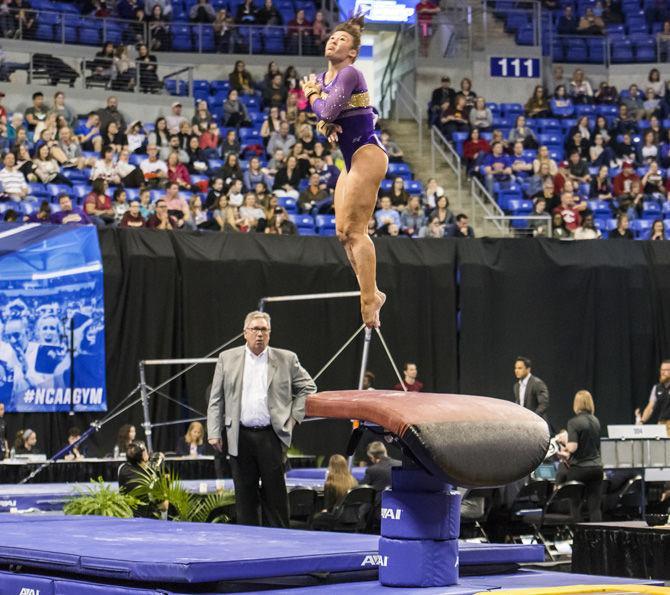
[572,520,670,580]
[0,454,316,484]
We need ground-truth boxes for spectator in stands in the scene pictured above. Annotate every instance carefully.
[148,5,171,50]
[112,187,130,224]
[191,100,213,135]
[614,132,639,165]
[447,213,475,238]
[197,122,220,158]
[243,156,272,191]
[469,97,493,132]
[577,8,604,35]
[640,131,660,166]
[594,81,618,104]
[641,161,665,200]
[32,144,71,186]
[457,78,477,108]
[647,68,666,99]
[0,152,29,202]
[222,89,250,128]
[117,148,145,187]
[229,60,255,94]
[510,141,533,180]
[140,144,167,186]
[574,214,601,240]
[126,120,146,154]
[399,196,426,236]
[378,131,404,163]
[213,194,238,231]
[440,94,470,141]
[529,196,550,237]
[383,176,410,210]
[430,77,456,123]
[14,429,38,455]
[525,85,551,118]
[149,117,170,148]
[527,164,555,201]
[166,151,192,190]
[185,195,209,229]
[375,195,400,229]
[260,106,284,146]
[462,128,490,174]
[649,220,666,240]
[190,0,215,22]
[13,0,36,38]
[429,194,454,226]
[394,362,424,391]
[138,188,153,218]
[550,85,574,118]
[554,191,581,232]
[235,0,257,23]
[97,96,126,136]
[258,0,281,25]
[15,144,36,181]
[609,213,633,239]
[611,105,638,139]
[567,150,591,186]
[613,161,640,197]
[622,84,645,119]
[84,179,114,226]
[117,0,141,20]
[592,116,612,146]
[24,92,47,132]
[589,165,613,200]
[49,91,74,127]
[112,45,136,92]
[101,121,129,155]
[532,145,558,175]
[160,134,188,163]
[557,5,578,34]
[643,88,661,120]
[267,121,296,157]
[297,172,327,213]
[418,216,446,238]
[273,154,302,196]
[265,206,296,234]
[287,9,312,53]
[263,74,288,110]
[482,141,512,193]
[3,209,18,222]
[164,181,189,226]
[119,200,145,228]
[552,211,570,239]
[57,126,88,169]
[645,116,665,145]
[550,65,568,94]
[215,152,243,183]
[166,102,187,135]
[415,0,440,56]
[312,10,330,52]
[146,198,179,229]
[239,192,266,231]
[508,115,537,148]
[91,146,120,184]
[51,192,91,225]
[213,8,234,51]
[78,112,103,153]
[588,134,610,167]
[218,129,239,159]
[422,177,444,209]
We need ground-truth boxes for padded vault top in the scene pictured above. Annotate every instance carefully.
[306,390,550,487]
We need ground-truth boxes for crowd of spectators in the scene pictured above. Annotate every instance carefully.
[429,67,670,239]
[0,61,472,239]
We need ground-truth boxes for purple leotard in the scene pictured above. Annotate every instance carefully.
[312,65,386,171]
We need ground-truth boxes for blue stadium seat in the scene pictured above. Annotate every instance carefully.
[642,201,662,220]
[633,36,657,61]
[380,179,393,193]
[611,37,634,62]
[278,196,297,213]
[72,185,91,201]
[500,103,523,118]
[586,38,605,63]
[387,162,412,179]
[539,132,562,145]
[516,25,535,45]
[629,218,652,237]
[564,37,587,62]
[290,214,316,235]
[46,183,71,198]
[506,198,532,214]
[263,28,286,54]
[406,180,424,195]
[315,214,336,235]
[574,104,595,117]
[588,200,612,216]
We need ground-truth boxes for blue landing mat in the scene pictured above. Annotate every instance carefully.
[287,467,366,480]
[0,516,543,583]
[0,569,662,595]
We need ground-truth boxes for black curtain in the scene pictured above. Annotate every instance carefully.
[11,234,670,463]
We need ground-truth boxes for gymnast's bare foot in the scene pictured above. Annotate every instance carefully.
[362,291,385,328]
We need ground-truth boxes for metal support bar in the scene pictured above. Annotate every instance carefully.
[142,358,218,365]
[357,328,373,390]
[258,290,360,311]
[138,362,153,453]
[151,416,207,428]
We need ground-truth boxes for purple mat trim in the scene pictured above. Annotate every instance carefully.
[0,517,542,583]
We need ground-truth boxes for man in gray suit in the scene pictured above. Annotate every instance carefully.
[513,356,549,422]
[207,310,316,527]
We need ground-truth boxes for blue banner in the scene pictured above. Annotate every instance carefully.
[0,223,106,412]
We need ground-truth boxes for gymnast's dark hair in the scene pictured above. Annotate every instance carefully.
[126,440,147,464]
[333,14,365,53]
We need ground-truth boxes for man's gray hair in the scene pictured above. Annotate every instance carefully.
[244,311,271,330]
[367,440,387,459]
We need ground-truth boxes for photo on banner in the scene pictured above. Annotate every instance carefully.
[0,223,107,413]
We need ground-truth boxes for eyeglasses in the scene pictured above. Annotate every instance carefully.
[246,327,270,334]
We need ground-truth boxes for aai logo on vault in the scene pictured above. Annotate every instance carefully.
[19,588,40,595]
[380,507,402,520]
[361,555,388,567]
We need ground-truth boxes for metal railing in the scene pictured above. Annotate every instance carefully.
[379,23,417,119]
[470,175,506,234]
[17,50,195,96]
[550,33,670,66]
[430,125,461,203]
[393,79,423,152]
[0,7,332,56]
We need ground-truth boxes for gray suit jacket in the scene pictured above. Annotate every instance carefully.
[514,374,549,419]
[206,345,316,457]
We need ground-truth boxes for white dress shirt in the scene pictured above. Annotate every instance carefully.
[240,346,272,427]
[518,374,531,408]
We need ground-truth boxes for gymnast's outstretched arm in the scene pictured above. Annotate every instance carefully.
[310,66,359,122]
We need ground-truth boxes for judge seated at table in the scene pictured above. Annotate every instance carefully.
[62,427,87,460]
[312,454,358,530]
[175,421,207,457]
[14,429,40,456]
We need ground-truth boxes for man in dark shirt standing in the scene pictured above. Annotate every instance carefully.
[362,441,401,492]
[429,76,456,123]
[393,362,424,392]
[0,403,7,459]
[635,360,670,431]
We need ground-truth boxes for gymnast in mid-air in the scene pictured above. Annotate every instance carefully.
[302,15,388,328]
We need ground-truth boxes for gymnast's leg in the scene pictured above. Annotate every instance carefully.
[335,144,388,327]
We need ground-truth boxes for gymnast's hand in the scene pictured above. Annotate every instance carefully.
[316,121,343,143]
[301,74,321,100]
